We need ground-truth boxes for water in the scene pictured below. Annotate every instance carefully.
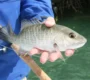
[28,14,90,80]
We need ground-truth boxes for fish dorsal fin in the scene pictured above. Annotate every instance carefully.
[21,18,42,32]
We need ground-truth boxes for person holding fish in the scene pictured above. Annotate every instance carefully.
[0,0,75,80]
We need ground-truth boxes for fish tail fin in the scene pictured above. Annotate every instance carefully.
[0,25,11,44]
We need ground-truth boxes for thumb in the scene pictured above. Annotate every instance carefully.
[43,17,55,27]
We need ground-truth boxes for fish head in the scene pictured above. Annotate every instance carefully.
[54,25,87,51]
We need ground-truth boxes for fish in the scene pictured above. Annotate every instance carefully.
[0,19,87,52]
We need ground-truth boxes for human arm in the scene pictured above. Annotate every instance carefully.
[20,0,54,20]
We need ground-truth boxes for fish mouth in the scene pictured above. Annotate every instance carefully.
[67,40,87,50]
[70,43,86,50]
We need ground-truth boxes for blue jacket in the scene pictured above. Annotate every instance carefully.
[0,0,54,80]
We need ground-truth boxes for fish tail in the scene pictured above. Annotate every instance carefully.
[0,25,11,44]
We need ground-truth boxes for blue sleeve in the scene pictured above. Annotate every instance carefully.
[21,0,54,21]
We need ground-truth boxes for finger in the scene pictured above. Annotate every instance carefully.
[40,52,49,64]
[65,49,75,57]
[30,48,40,55]
[49,51,64,62]
[43,17,55,27]
[49,52,59,62]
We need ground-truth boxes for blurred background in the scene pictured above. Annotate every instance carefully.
[28,0,90,80]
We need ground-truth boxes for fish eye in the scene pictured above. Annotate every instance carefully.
[69,32,76,38]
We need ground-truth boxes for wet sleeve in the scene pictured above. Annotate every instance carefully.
[21,0,54,21]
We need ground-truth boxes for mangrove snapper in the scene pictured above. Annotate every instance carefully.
[0,19,87,52]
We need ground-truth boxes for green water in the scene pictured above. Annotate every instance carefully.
[28,14,90,80]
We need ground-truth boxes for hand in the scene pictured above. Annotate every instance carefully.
[29,17,75,64]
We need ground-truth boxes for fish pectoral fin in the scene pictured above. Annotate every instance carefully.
[53,43,65,61]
